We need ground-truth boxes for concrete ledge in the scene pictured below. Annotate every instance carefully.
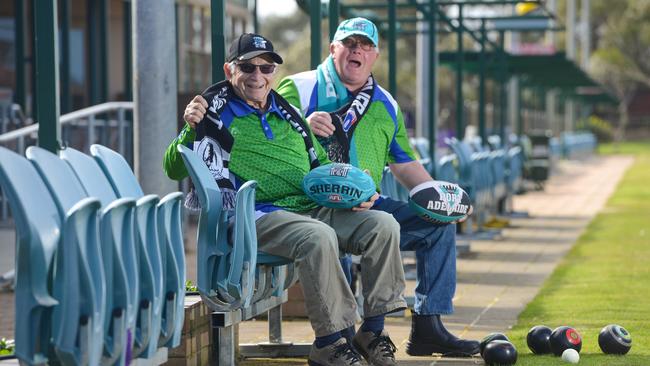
[132,347,168,366]
[167,295,211,366]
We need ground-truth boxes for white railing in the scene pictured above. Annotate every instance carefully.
[0,101,134,221]
[0,101,133,154]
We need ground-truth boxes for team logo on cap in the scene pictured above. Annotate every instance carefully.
[252,36,267,49]
[352,20,367,31]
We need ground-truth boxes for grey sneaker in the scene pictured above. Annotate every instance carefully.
[308,338,362,366]
[352,330,398,366]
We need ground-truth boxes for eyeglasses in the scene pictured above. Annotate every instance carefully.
[339,37,376,51]
[237,63,276,74]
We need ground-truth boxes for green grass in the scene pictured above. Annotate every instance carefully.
[507,141,650,365]
[598,141,650,156]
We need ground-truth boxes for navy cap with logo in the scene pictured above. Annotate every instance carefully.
[227,33,283,64]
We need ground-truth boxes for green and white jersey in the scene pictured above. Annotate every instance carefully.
[163,93,329,213]
[277,70,417,189]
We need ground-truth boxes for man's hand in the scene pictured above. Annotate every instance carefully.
[353,192,379,211]
[183,95,209,129]
[307,111,336,137]
[452,205,473,224]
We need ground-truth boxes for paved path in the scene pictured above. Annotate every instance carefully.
[0,155,634,365]
[236,155,633,365]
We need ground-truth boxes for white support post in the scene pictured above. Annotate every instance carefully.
[132,0,178,196]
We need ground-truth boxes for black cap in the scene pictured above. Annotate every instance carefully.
[227,33,283,64]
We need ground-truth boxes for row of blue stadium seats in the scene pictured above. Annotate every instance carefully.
[522,132,596,162]
[381,136,525,230]
[519,131,596,186]
[381,132,595,229]
[560,131,597,159]
[0,145,185,366]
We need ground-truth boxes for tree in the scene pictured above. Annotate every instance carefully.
[589,0,650,140]
[596,1,650,88]
[590,50,637,142]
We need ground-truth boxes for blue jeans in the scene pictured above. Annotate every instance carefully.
[341,197,457,315]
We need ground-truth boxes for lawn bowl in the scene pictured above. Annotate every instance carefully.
[527,325,552,355]
[598,324,632,355]
[550,326,582,356]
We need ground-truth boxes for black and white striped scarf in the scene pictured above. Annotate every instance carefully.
[185,80,320,211]
[318,75,375,165]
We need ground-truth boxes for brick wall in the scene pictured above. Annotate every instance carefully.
[281,283,308,318]
[166,295,212,366]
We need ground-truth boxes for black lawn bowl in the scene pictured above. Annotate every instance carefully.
[598,324,632,355]
[480,333,510,356]
[550,326,582,356]
[526,325,552,355]
[483,340,518,365]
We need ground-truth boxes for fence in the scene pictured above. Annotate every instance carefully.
[0,102,134,222]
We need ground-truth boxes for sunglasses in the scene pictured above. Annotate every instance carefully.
[237,63,276,74]
[340,37,375,51]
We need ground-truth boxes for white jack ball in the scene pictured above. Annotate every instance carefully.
[562,348,580,364]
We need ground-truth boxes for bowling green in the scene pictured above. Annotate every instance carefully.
[507,141,650,365]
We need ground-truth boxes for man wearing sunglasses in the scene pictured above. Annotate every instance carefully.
[163,33,407,366]
[277,18,480,359]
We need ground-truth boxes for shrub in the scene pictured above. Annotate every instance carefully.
[0,338,14,356]
[577,115,614,142]
[185,280,198,293]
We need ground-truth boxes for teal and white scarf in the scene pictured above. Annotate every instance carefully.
[315,56,375,166]
[316,56,350,111]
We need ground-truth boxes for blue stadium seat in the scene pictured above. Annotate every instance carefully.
[561,131,597,159]
[60,147,151,362]
[230,180,259,307]
[0,147,103,366]
[447,137,496,228]
[27,146,135,366]
[436,154,459,183]
[176,144,293,311]
[507,146,524,194]
[156,192,185,348]
[380,167,409,202]
[410,137,434,174]
[90,144,185,356]
[176,144,249,310]
[446,138,479,205]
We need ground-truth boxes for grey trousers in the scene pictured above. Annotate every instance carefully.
[255,207,407,337]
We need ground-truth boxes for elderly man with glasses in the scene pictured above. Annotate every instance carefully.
[277,18,480,359]
[163,33,407,366]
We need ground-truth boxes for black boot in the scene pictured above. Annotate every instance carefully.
[406,314,480,357]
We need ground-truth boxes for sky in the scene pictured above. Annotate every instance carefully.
[257,0,298,18]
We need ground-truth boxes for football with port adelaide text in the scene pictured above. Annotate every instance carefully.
[302,163,376,209]
[408,181,471,223]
